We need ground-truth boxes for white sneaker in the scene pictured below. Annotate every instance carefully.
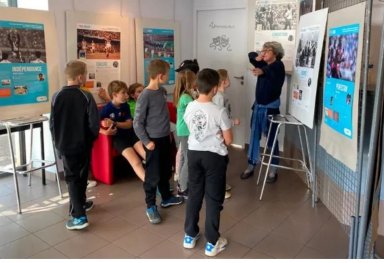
[205,237,227,257]
[225,184,232,191]
[183,233,200,249]
[225,191,232,199]
[87,180,97,189]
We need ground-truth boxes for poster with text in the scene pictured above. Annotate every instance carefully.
[76,23,121,105]
[323,24,359,138]
[253,0,297,71]
[0,20,48,107]
[143,27,175,86]
[319,2,365,172]
[289,8,328,128]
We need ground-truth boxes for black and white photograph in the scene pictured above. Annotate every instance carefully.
[295,28,319,68]
[0,27,46,63]
[299,0,314,17]
[254,1,297,31]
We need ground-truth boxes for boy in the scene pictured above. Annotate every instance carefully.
[183,68,233,257]
[212,69,240,199]
[49,60,99,230]
[99,80,145,182]
[133,59,184,224]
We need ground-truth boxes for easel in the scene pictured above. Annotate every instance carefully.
[257,114,313,202]
[0,116,63,214]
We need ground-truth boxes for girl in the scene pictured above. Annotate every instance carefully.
[173,69,197,199]
[127,82,144,119]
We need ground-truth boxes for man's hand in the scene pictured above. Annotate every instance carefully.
[251,68,264,76]
[146,141,155,151]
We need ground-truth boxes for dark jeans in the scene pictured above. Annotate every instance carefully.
[143,135,172,208]
[267,119,280,166]
[184,150,228,244]
[61,149,90,218]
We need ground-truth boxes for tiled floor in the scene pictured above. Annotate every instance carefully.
[0,147,349,259]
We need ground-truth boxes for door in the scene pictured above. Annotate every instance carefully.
[196,8,248,147]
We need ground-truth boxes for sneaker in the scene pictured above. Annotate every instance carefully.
[205,237,228,257]
[177,189,188,200]
[183,233,200,249]
[225,191,232,199]
[266,173,278,184]
[225,184,232,191]
[87,180,97,189]
[65,216,89,230]
[146,205,161,224]
[160,195,184,208]
[84,200,94,212]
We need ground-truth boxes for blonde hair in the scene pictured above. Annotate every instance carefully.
[147,59,170,79]
[65,60,87,80]
[217,69,228,86]
[173,69,196,107]
[263,41,285,60]
[107,80,128,99]
[128,82,144,99]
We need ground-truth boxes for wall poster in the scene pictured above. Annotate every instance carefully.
[289,8,328,128]
[0,20,48,107]
[135,18,180,92]
[143,27,175,86]
[319,2,366,171]
[253,0,298,71]
[76,23,121,104]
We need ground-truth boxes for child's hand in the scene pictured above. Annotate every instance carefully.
[105,125,117,135]
[233,118,240,126]
[146,141,155,151]
[101,118,114,128]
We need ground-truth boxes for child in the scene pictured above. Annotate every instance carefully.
[133,59,184,224]
[127,82,144,119]
[173,69,196,199]
[212,69,240,199]
[50,60,100,230]
[183,68,233,257]
[99,80,146,182]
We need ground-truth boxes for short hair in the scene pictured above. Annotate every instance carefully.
[128,82,144,98]
[65,60,87,80]
[217,69,228,85]
[107,80,128,99]
[196,68,220,95]
[147,59,170,79]
[263,41,285,60]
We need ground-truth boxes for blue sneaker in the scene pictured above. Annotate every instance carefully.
[65,216,89,230]
[205,237,227,257]
[160,195,184,208]
[183,233,200,249]
[146,205,161,224]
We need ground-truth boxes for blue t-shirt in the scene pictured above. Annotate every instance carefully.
[100,102,132,136]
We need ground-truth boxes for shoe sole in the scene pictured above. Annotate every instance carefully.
[146,213,161,224]
[85,203,94,212]
[205,246,226,257]
[66,222,89,230]
[160,201,183,208]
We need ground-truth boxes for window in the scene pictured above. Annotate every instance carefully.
[17,0,48,10]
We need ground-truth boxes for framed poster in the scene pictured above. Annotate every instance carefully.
[289,8,328,128]
[319,2,366,171]
[66,11,130,105]
[135,18,180,87]
[251,0,299,72]
[0,7,60,120]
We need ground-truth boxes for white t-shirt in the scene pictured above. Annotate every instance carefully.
[184,100,232,156]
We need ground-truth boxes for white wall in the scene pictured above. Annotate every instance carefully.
[48,0,194,83]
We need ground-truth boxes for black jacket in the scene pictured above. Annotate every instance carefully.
[50,85,99,155]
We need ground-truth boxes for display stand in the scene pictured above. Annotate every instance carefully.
[257,114,313,202]
[0,116,63,214]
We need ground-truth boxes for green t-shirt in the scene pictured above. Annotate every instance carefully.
[176,93,193,136]
[128,99,136,119]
